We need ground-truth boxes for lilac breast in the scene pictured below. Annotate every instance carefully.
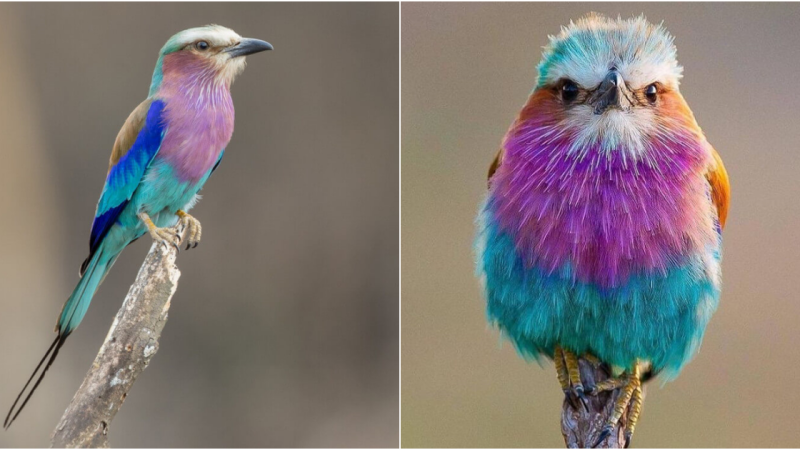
[157,80,235,184]
[490,115,718,288]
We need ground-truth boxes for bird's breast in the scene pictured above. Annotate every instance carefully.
[156,90,234,184]
[489,136,719,288]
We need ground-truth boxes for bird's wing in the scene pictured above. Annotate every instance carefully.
[706,146,730,230]
[487,147,504,188]
[82,98,168,274]
[210,149,225,176]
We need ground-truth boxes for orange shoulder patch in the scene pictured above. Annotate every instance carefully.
[706,146,730,230]
[488,148,504,188]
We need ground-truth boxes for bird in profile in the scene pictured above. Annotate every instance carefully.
[4,25,272,429]
[476,14,729,447]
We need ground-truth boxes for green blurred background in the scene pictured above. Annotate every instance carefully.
[402,2,800,447]
[0,2,398,447]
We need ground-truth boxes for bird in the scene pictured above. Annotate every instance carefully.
[4,25,272,429]
[475,14,729,447]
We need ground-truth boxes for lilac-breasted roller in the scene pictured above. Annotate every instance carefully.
[475,15,730,446]
[4,25,272,428]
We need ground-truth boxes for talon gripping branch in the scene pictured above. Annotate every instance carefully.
[476,15,729,446]
[4,25,272,429]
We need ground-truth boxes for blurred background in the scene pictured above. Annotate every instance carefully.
[402,2,800,448]
[0,2,397,447]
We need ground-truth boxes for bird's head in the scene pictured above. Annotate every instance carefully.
[520,14,698,157]
[149,25,272,96]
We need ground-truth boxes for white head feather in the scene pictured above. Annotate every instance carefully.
[534,15,685,158]
[537,14,683,90]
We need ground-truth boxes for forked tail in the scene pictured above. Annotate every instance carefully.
[4,248,112,429]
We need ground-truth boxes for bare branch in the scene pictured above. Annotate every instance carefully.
[51,242,180,448]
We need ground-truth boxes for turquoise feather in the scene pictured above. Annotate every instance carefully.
[477,204,721,380]
[5,25,270,429]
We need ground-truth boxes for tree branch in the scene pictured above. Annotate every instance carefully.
[560,358,643,448]
[51,242,180,448]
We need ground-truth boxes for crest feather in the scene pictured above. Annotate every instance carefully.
[536,14,683,90]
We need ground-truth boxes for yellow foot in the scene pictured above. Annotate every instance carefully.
[554,346,592,410]
[623,383,644,447]
[139,212,180,251]
[176,210,202,250]
[591,364,642,448]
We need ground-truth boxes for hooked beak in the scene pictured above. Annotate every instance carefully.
[590,69,632,114]
[225,38,273,58]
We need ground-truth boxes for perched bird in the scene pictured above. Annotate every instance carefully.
[4,25,272,429]
[476,14,729,446]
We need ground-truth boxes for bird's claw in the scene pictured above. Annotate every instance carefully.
[592,425,612,448]
[563,386,588,412]
[177,210,202,250]
[555,348,645,447]
[149,226,181,252]
[555,346,593,413]
[591,366,643,448]
[572,384,590,412]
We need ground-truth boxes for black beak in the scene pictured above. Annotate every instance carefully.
[591,69,631,114]
[224,38,273,58]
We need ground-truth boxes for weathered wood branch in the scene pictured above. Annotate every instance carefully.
[560,358,644,448]
[51,242,180,448]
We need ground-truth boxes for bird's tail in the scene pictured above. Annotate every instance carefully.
[4,247,113,429]
[56,247,112,335]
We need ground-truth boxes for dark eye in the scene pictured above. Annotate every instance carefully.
[561,80,579,102]
[645,83,658,103]
[195,41,210,51]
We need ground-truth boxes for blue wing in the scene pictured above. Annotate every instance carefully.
[81,99,167,274]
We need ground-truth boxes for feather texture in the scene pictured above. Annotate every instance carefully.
[4,25,260,429]
[85,99,166,272]
[475,15,728,379]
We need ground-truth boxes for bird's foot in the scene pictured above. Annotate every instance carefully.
[139,212,181,251]
[590,365,643,448]
[554,346,592,411]
[585,373,628,395]
[176,210,202,250]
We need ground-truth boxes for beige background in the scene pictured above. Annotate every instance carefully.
[402,3,800,447]
[0,3,398,447]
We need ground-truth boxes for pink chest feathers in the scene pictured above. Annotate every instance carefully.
[158,90,235,183]
[490,127,719,288]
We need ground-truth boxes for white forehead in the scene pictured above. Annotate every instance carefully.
[168,25,242,50]
[536,15,683,90]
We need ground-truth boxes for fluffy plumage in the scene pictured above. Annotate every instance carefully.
[476,15,729,380]
[536,15,683,90]
[5,25,270,429]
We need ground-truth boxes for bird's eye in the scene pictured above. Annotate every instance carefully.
[645,83,658,103]
[561,80,579,102]
[195,41,210,51]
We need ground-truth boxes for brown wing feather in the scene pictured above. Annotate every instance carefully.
[487,148,504,188]
[706,146,730,230]
[108,98,153,172]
